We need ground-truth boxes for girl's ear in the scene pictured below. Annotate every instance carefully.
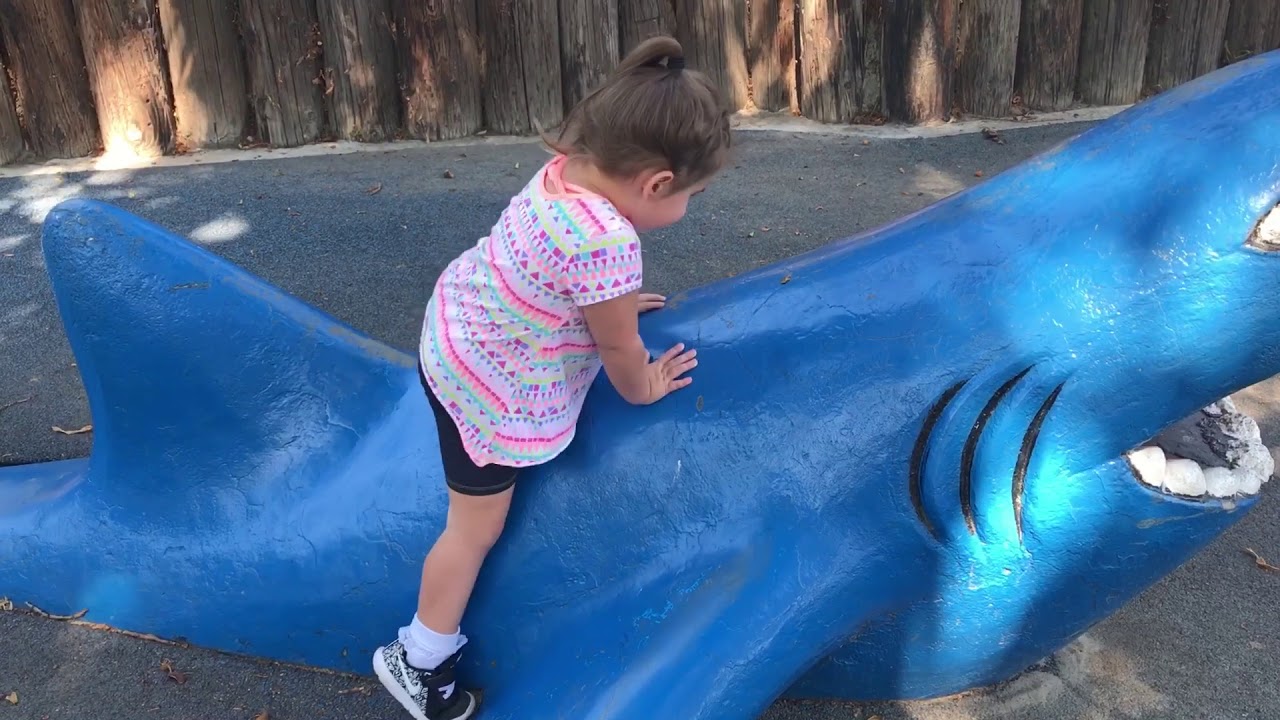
[640,169,676,198]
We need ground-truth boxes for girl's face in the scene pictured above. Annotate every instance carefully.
[617,169,711,233]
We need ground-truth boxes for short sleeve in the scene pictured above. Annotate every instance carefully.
[562,227,644,306]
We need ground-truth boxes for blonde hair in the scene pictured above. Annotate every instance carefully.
[543,36,733,191]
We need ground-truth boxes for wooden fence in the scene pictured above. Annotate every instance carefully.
[0,0,1278,166]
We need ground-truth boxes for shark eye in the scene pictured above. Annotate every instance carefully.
[1246,200,1280,253]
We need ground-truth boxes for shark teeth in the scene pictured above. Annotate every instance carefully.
[1126,397,1274,499]
[1250,201,1280,250]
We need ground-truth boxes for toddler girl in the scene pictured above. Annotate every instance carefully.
[372,34,733,720]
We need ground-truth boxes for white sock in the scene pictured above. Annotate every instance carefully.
[402,615,467,698]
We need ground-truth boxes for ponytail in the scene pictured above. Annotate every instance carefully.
[541,34,732,191]
[616,35,686,74]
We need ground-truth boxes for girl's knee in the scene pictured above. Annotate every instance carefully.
[445,491,512,552]
[450,513,506,552]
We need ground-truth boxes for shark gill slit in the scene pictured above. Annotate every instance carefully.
[1012,382,1066,544]
[909,379,967,541]
[959,365,1036,536]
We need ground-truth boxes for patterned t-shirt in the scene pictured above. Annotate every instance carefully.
[419,154,644,467]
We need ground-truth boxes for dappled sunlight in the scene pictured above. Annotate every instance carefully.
[92,139,163,171]
[83,170,136,187]
[0,234,27,253]
[3,301,40,324]
[0,167,154,229]
[142,195,180,211]
[0,300,42,347]
[1048,636,1170,719]
[189,213,250,245]
[1,176,87,224]
[907,14,940,117]
[884,635,1168,720]
[909,165,967,200]
[797,0,842,119]
[0,158,256,269]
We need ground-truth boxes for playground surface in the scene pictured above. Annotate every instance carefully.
[2,122,1278,720]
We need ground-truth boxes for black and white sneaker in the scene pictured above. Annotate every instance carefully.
[373,638,478,720]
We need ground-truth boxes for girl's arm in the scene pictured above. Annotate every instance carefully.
[581,292,696,405]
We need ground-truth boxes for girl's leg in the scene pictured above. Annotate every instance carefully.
[374,368,518,720]
[408,485,514,666]
[375,483,515,720]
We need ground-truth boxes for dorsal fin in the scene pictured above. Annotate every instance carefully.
[41,199,416,500]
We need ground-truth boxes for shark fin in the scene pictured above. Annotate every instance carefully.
[40,199,416,495]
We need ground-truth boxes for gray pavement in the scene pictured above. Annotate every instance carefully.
[2,123,1278,720]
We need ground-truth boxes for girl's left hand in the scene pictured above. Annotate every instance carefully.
[638,293,666,313]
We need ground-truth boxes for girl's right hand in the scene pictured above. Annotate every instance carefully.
[581,291,697,406]
[642,343,698,404]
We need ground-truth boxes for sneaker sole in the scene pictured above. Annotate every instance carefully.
[373,646,477,720]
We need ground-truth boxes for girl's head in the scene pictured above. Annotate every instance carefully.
[544,35,733,232]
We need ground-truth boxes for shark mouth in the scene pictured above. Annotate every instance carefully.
[1124,397,1274,500]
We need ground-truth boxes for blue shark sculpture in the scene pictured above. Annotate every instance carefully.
[3,50,1280,719]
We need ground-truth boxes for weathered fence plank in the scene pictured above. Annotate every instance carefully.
[74,0,177,157]
[0,0,99,158]
[955,0,1019,118]
[798,0,884,122]
[157,0,247,149]
[1144,0,1231,95]
[620,0,676,55]
[0,54,26,164]
[751,0,796,113]
[239,0,326,146]
[560,0,620,111]
[1076,0,1151,106]
[316,0,399,141]
[392,0,483,140]
[883,0,957,123]
[1014,0,1083,111]
[856,0,885,119]
[478,0,562,134]
[1221,0,1280,64]
[676,0,750,110]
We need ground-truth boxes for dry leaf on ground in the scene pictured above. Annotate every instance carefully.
[337,685,372,696]
[159,659,189,684]
[4,691,16,705]
[52,425,92,436]
[1245,548,1279,572]
[366,183,382,195]
[0,396,33,415]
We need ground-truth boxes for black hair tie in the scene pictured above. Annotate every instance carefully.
[645,55,685,71]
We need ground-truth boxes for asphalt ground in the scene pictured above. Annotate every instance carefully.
[2,122,1278,720]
